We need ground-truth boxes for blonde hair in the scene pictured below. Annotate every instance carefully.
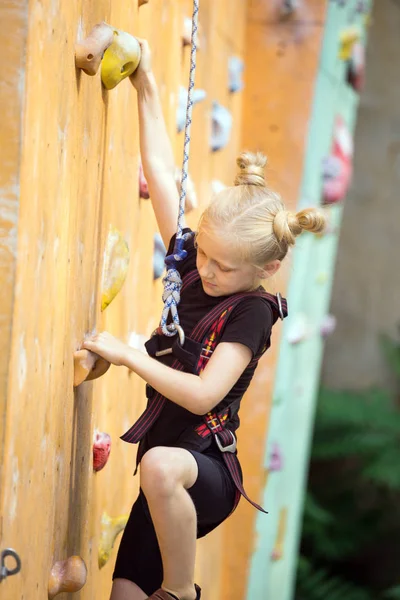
[198,151,326,266]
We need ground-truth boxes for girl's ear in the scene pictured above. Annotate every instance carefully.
[259,260,281,279]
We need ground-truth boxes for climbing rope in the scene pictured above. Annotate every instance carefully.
[160,0,199,339]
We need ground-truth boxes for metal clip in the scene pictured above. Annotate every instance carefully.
[155,324,185,357]
[0,548,21,582]
[276,292,285,320]
[215,430,237,453]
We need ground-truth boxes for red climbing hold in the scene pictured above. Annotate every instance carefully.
[322,116,353,205]
[93,430,112,472]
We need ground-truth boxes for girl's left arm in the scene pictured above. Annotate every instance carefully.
[82,332,251,415]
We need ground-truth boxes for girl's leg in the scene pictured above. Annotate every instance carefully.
[112,490,164,597]
[140,446,199,600]
[110,578,147,600]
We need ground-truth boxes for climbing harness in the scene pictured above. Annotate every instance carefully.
[122,269,288,513]
[159,0,199,342]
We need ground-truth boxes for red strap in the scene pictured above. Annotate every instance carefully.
[223,451,267,513]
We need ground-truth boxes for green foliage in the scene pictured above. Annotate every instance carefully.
[383,587,400,600]
[295,330,400,600]
[296,556,373,600]
[379,333,400,379]
[312,387,400,491]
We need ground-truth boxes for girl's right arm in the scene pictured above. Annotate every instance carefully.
[131,40,183,248]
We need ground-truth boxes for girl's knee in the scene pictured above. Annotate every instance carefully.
[140,447,179,497]
[140,447,198,498]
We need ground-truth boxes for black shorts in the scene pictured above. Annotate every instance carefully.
[113,448,240,595]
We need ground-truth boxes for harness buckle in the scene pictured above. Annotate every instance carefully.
[276,292,285,320]
[215,430,237,453]
[154,324,185,357]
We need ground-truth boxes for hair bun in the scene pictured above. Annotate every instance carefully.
[273,207,326,246]
[234,151,267,187]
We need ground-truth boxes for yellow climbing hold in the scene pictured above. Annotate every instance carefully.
[98,512,129,569]
[271,507,288,562]
[101,29,141,90]
[339,26,361,61]
[100,227,130,312]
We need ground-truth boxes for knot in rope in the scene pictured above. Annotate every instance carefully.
[160,268,183,336]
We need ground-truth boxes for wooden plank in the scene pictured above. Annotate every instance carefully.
[0,0,29,545]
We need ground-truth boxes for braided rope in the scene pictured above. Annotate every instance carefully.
[160,0,199,337]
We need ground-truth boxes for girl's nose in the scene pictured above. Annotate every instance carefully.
[199,261,213,279]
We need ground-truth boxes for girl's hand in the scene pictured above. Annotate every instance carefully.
[82,332,132,367]
[130,38,153,90]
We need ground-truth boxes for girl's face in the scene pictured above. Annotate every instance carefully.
[195,228,261,296]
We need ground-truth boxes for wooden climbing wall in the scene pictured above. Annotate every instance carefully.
[0,0,247,598]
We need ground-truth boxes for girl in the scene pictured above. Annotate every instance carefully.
[83,40,325,600]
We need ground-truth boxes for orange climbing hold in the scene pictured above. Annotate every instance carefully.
[73,349,110,387]
[48,556,87,599]
[75,22,114,76]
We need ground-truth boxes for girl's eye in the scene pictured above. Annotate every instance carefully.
[219,265,233,273]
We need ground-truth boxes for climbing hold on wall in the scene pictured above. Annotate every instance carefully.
[153,233,167,280]
[101,227,130,311]
[322,116,353,205]
[182,16,202,49]
[48,556,87,599]
[99,513,129,568]
[73,349,111,387]
[210,102,233,152]
[315,271,328,285]
[339,26,361,61]
[139,162,197,213]
[177,86,206,133]
[268,442,283,472]
[175,168,198,213]
[128,332,148,352]
[356,0,368,14]
[75,22,114,76]
[286,314,311,344]
[320,314,337,338]
[271,508,288,561]
[228,56,244,93]
[93,429,112,471]
[281,0,297,17]
[347,42,366,92]
[211,180,228,195]
[182,17,192,46]
[101,29,141,90]
[138,0,149,5]
[139,160,150,199]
